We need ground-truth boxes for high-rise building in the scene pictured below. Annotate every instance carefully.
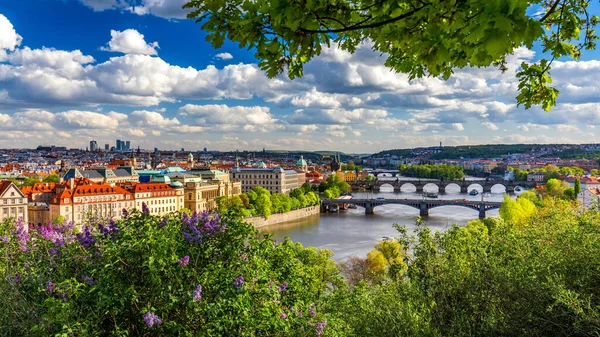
[125,141,131,151]
[116,139,122,151]
[89,140,98,152]
[105,144,110,151]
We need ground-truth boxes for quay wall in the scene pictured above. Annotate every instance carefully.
[245,206,320,228]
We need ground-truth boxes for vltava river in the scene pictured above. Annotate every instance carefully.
[265,183,517,260]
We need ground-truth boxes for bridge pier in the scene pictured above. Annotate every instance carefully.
[460,185,468,194]
[479,206,486,219]
[483,186,492,193]
[419,202,429,217]
[415,186,424,193]
[506,187,515,194]
[365,203,374,215]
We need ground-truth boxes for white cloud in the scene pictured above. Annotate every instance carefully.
[79,0,124,11]
[481,122,499,130]
[180,104,277,126]
[452,123,464,131]
[129,110,180,128]
[215,52,233,60]
[0,15,22,51]
[101,29,159,55]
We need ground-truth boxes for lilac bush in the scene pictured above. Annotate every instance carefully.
[0,211,336,336]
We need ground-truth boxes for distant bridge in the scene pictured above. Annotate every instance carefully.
[321,198,503,219]
[349,179,537,194]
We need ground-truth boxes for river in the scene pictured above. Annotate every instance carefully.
[265,182,522,261]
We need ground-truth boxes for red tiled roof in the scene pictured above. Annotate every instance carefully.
[0,180,14,196]
[120,182,174,193]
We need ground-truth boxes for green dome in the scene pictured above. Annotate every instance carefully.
[296,155,307,166]
[169,181,184,188]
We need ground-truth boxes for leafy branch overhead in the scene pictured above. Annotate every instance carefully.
[185,0,598,111]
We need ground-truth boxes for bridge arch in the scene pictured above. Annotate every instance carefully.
[423,182,440,192]
[490,183,507,194]
[378,183,394,192]
[400,182,417,192]
[467,183,484,192]
[443,182,462,194]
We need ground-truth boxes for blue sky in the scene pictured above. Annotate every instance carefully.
[0,0,599,153]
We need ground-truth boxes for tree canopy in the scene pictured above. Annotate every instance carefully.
[185,0,598,111]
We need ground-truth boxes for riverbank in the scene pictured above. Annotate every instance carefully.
[245,206,320,228]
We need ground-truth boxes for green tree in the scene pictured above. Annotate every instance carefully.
[574,177,581,195]
[22,177,40,187]
[255,193,272,219]
[591,169,599,176]
[185,0,599,111]
[499,195,536,225]
[42,174,59,183]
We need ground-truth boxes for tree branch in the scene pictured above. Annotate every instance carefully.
[298,4,429,34]
[539,0,561,23]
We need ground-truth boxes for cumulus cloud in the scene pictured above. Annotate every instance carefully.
[101,29,159,55]
[180,104,277,126]
[482,122,499,130]
[79,0,189,19]
[0,15,22,51]
[215,52,233,60]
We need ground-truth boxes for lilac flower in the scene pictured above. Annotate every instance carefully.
[279,313,287,320]
[36,222,74,248]
[159,218,167,228]
[309,303,317,317]
[24,262,31,269]
[7,274,21,285]
[177,256,190,267]
[234,275,245,290]
[278,282,289,293]
[193,284,202,301]
[81,275,97,285]
[98,219,119,238]
[141,202,150,215]
[76,226,96,249]
[122,208,129,219]
[48,247,60,255]
[143,312,162,327]
[1,235,9,243]
[46,281,55,293]
[181,211,225,245]
[11,219,29,252]
[315,320,327,336]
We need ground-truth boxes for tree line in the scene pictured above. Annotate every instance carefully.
[398,164,465,180]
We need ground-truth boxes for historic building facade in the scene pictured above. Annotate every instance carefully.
[0,181,28,224]
[230,168,305,194]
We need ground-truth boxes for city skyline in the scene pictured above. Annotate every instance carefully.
[1,1,600,152]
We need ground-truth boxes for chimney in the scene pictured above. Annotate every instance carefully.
[69,178,74,190]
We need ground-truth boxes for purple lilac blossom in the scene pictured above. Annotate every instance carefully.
[46,281,55,293]
[279,313,287,320]
[177,256,190,267]
[141,202,150,215]
[182,211,225,245]
[8,274,21,284]
[24,262,31,269]
[309,303,317,317]
[143,312,162,327]
[315,320,327,336]
[11,220,29,252]
[98,219,119,238]
[159,218,167,228]
[76,226,96,249]
[48,247,60,255]
[193,284,202,301]
[1,234,8,243]
[122,208,129,219]
[278,282,288,293]
[81,275,97,285]
[234,275,245,290]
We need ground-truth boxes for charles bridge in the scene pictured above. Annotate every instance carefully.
[349,179,537,194]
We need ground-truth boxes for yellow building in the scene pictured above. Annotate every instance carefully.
[344,171,357,182]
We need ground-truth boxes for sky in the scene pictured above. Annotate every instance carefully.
[0,0,599,153]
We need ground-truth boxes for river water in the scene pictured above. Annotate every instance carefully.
[265,181,521,261]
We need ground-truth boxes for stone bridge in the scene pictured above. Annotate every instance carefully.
[349,179,537,194]
[321,198,502,219]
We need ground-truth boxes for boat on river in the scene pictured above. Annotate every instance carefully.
[469,189,479,196]
[425,192,438,198]
[328,205,339,212]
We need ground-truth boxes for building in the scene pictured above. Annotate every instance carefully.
[230,168,305,194]
[344,171,357,182]
[61,167,139,185]
[578,187,600,210]
[21,182,56,204]
[105,144,110,151]
[527,172,545,182]
[120,182,184,216]
[0,180,28,224]
[28,203,50,226]
[90,140,98,152]
[49,178,134,224]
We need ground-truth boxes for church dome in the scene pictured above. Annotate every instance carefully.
[296,155,308,167]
